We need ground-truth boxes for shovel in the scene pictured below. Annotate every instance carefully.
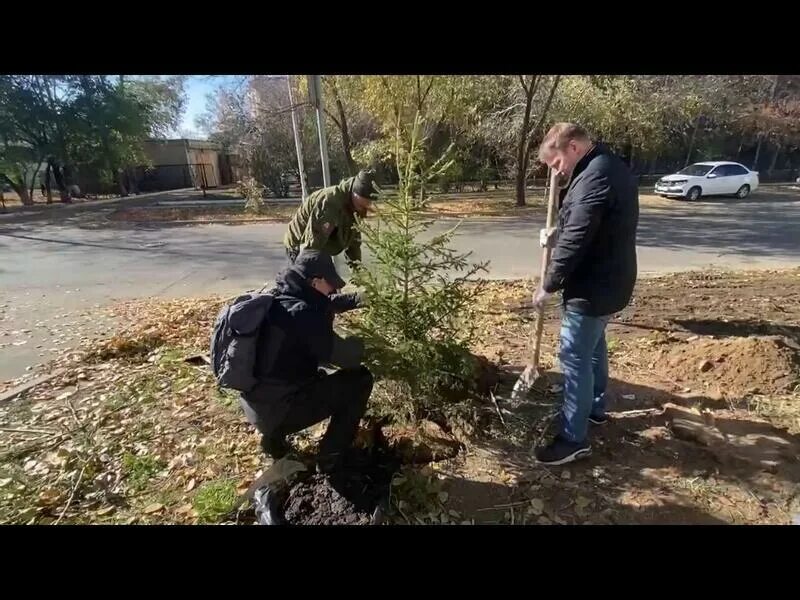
[510,169,561,402]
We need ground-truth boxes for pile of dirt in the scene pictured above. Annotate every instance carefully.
[383,419,461,464]
[283,474,372,525]
[651,335,800,397]
[283,446,400,526]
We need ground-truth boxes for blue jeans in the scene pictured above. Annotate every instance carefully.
[558,309,610,444]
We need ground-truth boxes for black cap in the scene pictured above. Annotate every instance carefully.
[351,169,379,200]
[290,249,346,290]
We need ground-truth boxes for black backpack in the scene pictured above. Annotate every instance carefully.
[210,292,274,392]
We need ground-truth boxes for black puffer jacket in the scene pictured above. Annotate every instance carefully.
[252,268,363,386]
[542,144,639,317]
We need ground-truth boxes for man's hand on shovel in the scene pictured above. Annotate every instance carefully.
[532,286,553,311]
[539,227,557,249]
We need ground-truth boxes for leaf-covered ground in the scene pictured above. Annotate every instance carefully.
[108,204,297,224]
[1,269,799,524]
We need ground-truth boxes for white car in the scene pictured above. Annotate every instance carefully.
[655,161,759,201]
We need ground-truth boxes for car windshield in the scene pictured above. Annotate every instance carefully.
[677,164,714,176]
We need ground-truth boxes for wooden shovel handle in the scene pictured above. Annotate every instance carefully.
[531,169,561,369]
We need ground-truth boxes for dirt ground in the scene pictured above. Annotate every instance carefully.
[442,268,800,525]
[1,268,798,525]
[107,203,298,224]
[103,198,542,225]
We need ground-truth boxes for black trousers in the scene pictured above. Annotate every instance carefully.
[241,366,373,459]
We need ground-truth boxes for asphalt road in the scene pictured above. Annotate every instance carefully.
[2,187,799,382]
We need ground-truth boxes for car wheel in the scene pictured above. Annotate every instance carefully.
[686,186,702,201]
[736,184,750,199]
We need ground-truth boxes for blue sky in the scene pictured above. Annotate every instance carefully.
[177,75,243,138]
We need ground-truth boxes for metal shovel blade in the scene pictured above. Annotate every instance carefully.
[510,364,540,402]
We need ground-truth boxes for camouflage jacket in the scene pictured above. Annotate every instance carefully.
[283,177,361,264]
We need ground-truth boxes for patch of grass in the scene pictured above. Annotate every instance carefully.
[214,387,240,411]
[606,338,621,355]
[105,389,130,411]
[157,347,188,365]
[108,204,297,224]
[0,465,33,523]
[133,379,161,405]
[673,475,717,502]
[747,393,800,434]
[154,488,183,509]
[90,332,165,361]
[390,466,454,525]
[122,453,165,493]
[192,480,237,523]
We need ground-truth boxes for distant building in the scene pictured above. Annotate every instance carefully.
[140,138,229,192]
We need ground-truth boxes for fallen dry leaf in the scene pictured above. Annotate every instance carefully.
[529,498,544,515]
[143,503,164,514]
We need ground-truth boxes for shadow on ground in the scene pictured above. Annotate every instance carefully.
[671,318,800,344]
[440,370,800,525]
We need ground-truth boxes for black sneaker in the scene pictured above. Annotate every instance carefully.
[316,453,343,474]
[589,413,609,426]
[261,434,291,460]
[535,436,592,466]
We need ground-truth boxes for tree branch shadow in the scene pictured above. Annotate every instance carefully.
[443,372,800,525]
[670,318,800,343]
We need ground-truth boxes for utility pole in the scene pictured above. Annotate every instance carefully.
[286,75,308,199]
[307,75,331,187]
[308,75,346,275]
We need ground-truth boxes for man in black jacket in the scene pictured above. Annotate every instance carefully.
[239,249,371,472]
[533,123,639,465]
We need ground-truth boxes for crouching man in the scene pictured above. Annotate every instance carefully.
[239,249,371,473]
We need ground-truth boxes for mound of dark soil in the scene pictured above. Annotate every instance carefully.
[283,445,400,526]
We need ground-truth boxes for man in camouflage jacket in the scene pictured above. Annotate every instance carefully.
[284,170,379,270]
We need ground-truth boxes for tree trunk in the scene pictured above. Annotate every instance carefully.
[515,77,536,207]
[753,76,780,171]
[116,168,128,197]
[334,95,355,176]
[752,133,764,171]
[515,160,528,207]
[127,167,139,194]
[768,141,781,175]
[518,75,561,205]
[323,78,357,176]
[735,134,745,160]
[649,155,659,175]
[685,117,700,167]
[0,188,5,212]
[29,161,42,204]
[49,161,71,203]
[44,163,53,204]
[6,178,33,206]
